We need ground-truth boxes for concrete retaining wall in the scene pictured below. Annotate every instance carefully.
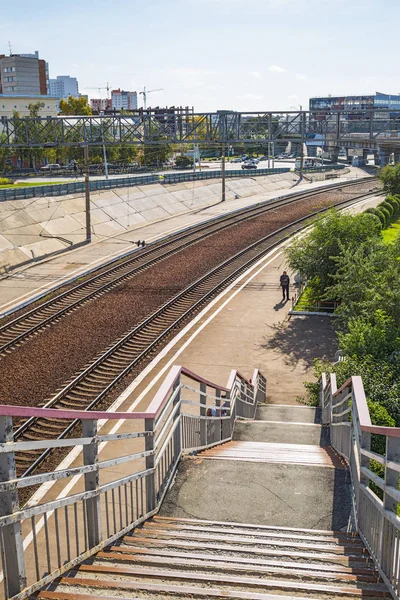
[0,171,297,271]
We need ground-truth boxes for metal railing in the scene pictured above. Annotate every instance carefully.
[163,167,290,184]
[321,374,400,599]
[0,364,266,599]
[0,168,291,202]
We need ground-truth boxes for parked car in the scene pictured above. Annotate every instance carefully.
[251,158,260,164]
[258,156,267,161]
[242,163,257,169]
[231,157,242,163]
[40,163,61,171]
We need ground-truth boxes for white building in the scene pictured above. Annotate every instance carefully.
[111,89,137,110]
[0,95,59,118]
[49,76,79,99]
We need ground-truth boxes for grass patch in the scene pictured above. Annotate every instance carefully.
[382,218,400,244]
[293,286,314,311]
[0,181,68,189]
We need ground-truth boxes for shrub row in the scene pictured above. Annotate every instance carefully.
[365,195,400,228]
[0,178,13,186]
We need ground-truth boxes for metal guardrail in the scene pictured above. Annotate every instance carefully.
[0,174,160,202]
[163,167,290,184]
[0,168,291,202]
[0,364,266,599]
[321,374,400,599]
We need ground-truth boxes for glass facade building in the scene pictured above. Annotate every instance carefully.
[310,93,400,117]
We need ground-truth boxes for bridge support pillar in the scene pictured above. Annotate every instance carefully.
[329,147,339,163]
[363,149,370,162]
[393,151,400,164]
[373,151,380,166]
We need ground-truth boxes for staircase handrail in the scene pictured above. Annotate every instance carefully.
[0,364,267,600]
[321,372,400,599]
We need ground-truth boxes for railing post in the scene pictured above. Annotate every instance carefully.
[82,419,101,548]
[199,382,207,447]
[173,376,182,459]
[215,389,221,442]
[384,436,400,514]
[145,417,155,513]
[0,416,27,597]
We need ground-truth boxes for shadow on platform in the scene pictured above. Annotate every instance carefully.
[260,315,337,368]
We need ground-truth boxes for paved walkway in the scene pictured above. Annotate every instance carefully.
[0,168,370,316]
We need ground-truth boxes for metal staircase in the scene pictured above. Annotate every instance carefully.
[0,369,398,599]
[37,515,390,599]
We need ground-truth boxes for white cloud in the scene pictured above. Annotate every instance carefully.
[245,93,263,100]
[250,71,262,78]
[268,65,287,73]
[288,95,298,99]
[296,73,307,80]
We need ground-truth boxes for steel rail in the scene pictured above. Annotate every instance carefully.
[12,186,379,478]
[0,178,377,357]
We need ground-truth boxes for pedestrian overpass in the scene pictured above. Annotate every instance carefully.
[0,365,398,599]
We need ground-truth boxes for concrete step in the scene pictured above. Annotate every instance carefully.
[38,517,389,600]
[256,404,321,424]
[233,421,330,446]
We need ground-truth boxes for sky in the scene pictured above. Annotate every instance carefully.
[1,0,399,112]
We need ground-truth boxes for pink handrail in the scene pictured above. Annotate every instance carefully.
[0,365,233,422]
[333,375,400,437]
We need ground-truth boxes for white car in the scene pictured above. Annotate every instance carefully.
[40,163,61,171]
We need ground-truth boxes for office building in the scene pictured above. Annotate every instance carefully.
[0,51,48,95]
[310,92,400,117]
[49,75,79,99]
[111,89,137,110]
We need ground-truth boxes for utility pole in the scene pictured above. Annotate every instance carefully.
[84,145,91,241]
[299,109,305,180]
[221,144,226,202]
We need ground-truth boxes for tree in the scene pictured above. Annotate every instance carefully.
[338,310,400,359]
[378,163,400,196]
[175,155,192,168]
[326,237,400,329]
[285,210,382,300]
[0,135,11,173]
[59,96,92,116]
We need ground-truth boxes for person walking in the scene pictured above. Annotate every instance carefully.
[280,271,290,301]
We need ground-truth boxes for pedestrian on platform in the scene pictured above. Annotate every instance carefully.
[280,271,290,301]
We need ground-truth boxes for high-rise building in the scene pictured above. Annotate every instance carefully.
[111,89,137,110]
[0,51,48,95]
[91,98,112,113]
[49,75,79,99]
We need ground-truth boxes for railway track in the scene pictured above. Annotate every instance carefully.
[12,184,380,478]
[0,178,377,358]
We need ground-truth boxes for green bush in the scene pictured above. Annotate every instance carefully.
[378,207,391,226]
[374,208,388,227]
[364,208,383,229]
[0,177,12,185]
[380,201,394,217]
[387,195,400,215]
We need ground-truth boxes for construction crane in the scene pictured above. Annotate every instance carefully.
[139,87,164,110]
[86,82,111,97]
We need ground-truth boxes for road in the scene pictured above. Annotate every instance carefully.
[12,159,295,184]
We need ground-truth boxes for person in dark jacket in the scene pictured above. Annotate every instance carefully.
[280,271,290,301]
